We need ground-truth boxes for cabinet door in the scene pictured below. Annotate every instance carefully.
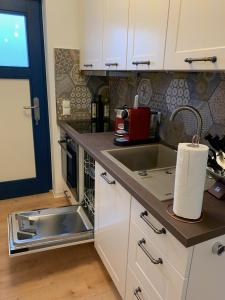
[186,235,225,300]
[165,0,225,70]
[95,163,131,298]
[127,0,170,70]
[80,0,104,70]
[102,0,129,70]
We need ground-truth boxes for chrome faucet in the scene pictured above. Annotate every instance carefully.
[169,105,203,138]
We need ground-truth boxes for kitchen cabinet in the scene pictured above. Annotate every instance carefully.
[127,197,190,300]
[165,0,225,70]
[127,0,170,70]
[103,0,129,70]
[95,163,131,298]
[80,0,104,70]
[186,235,225,300]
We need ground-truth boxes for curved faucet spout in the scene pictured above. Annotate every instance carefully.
[169,105,203,138]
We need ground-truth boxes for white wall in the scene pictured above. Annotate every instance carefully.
[42,0,80,196]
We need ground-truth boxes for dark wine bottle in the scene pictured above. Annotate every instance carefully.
[102,96,110,132]
[91,95,98,133]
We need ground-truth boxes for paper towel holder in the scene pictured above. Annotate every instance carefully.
[188,135,200,148]
[167,204,204,224]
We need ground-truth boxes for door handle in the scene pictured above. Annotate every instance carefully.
[23,97,40,126]
[23,105,38,109]
[134,287,142,300]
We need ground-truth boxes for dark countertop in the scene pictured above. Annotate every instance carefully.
[59,121,225,248]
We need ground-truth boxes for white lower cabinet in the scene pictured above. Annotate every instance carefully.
[95,163,225,300]
[126,266,161,300]
[95,162,131,298]
[127,221,188,300]
[186,235,225,300]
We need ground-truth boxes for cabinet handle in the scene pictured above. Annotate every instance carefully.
[105,63,118,67]
[83,64,93,67]
[132,61,150,66]
[184,56,217,64]
[100,172,116,185]
[134,287,142,300]
[58,140,73,159]
[140,211,166,234]
[138,239,163,265]
[212,242,225,256]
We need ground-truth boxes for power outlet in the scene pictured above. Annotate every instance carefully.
[62,100,71,116]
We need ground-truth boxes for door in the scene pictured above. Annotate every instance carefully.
[95,162,131,298]
[127,0,170,70]
[0,0,52,200]
[80,0,104,70]
[102,0,129,70]
[165,0,225,70]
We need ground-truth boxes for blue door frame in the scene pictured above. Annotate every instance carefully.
[0,0,52,200]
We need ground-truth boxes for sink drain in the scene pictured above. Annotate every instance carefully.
[138,170,148,177]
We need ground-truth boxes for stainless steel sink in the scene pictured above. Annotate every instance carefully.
[103,144,177,172]
[102,144,215,201]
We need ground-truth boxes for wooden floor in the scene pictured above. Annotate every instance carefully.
[0,192,121,300]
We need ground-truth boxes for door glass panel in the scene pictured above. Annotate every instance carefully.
[0,12,29,67]
[0,79,36,182]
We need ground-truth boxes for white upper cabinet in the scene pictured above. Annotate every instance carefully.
[80,0,104,70]
[127,0,170,70]
[165,0,225,70]
[102,0,129,70]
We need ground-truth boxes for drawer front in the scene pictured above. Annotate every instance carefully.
[126,266,161,300]
[131,197,193,277]
[128,221,188,300]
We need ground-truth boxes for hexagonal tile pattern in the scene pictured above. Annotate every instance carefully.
[148,72,173,95]
[187,72,220,102]
[137,79,153,105]
[70,64,87,86]
[208,124,225,137]
[70,86,92,110]
[55,48,75,77]
[55,48,93,120]
[55,74,74,98]
[179,101,213,138]
[209,81,225,125]
[165,79,190,113]
[149,93,168,115]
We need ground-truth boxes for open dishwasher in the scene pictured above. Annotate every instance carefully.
[8,145,95,256]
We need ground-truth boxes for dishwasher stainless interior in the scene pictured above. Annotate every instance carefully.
[8,146,95,256]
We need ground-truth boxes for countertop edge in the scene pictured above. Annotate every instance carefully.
[58,121,225,248]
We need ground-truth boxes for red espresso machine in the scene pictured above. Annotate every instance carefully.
[114,106,151,145]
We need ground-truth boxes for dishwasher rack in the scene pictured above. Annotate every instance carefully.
[82,151,95,219]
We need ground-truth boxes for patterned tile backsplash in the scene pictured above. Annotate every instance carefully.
[55,48,225,147]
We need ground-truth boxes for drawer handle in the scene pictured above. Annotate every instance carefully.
[84,64,93,67]
[132,61,150,66]
[105,63,118,67]
[184,56,217,64]
[140,211,166,234]
[100,172,116,185]
[134,287,142,300]
[138,239,163,265]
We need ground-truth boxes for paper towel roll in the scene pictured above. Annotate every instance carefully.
[173,143,209,220]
